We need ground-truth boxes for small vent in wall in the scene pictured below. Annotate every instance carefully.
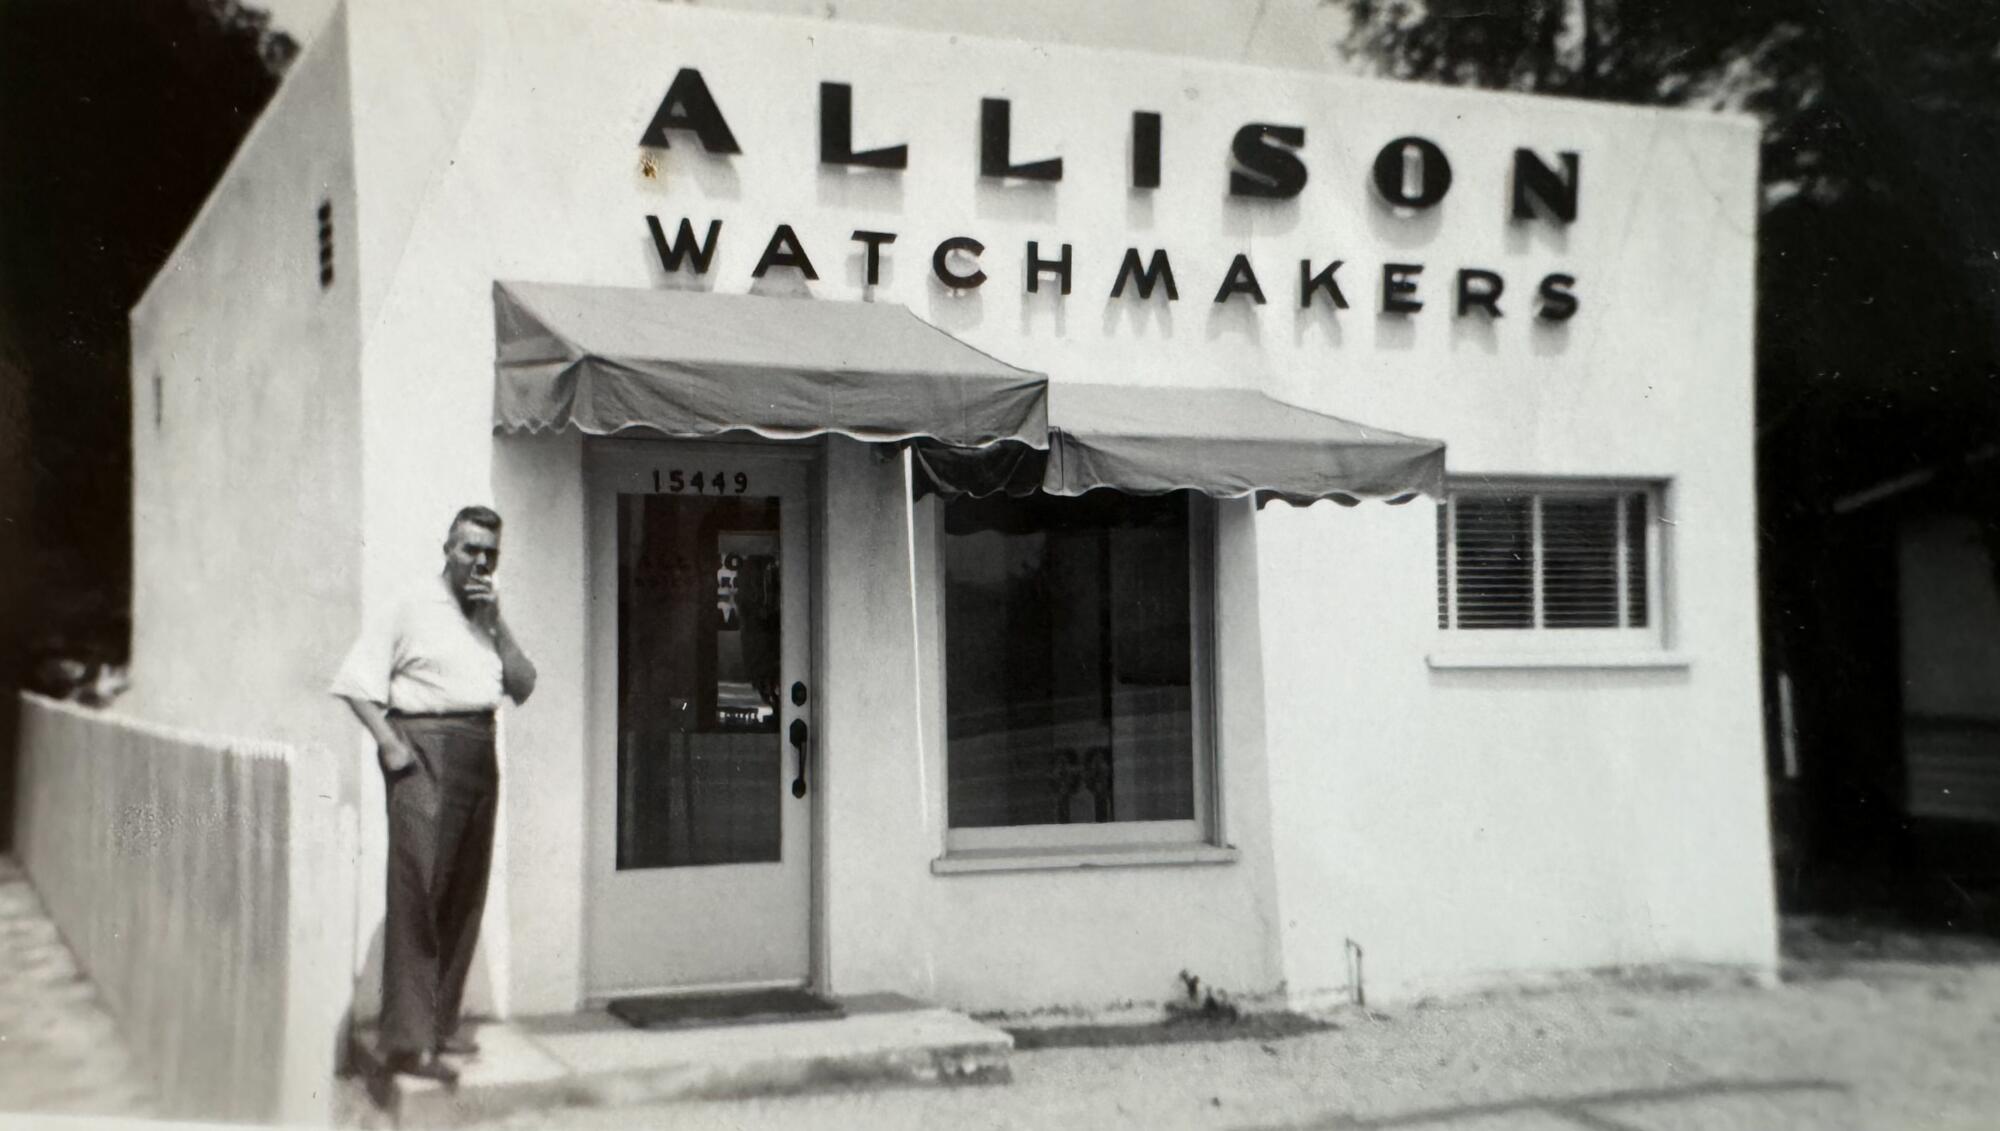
[317,199,334,289]
[153,370,163,431]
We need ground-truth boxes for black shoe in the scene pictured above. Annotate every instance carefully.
[437,1033,480,1057]
[384,1050,460,1088]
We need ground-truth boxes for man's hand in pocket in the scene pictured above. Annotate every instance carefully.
[380,740,419,776]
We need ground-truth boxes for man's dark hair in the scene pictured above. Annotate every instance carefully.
[448,505,503,539]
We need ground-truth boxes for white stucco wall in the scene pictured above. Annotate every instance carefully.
[124,18,366,1108]
[128,15,364,756]
[1259,495,1774,1003]
[489,429,591,1014]
[315,0,1768,1014]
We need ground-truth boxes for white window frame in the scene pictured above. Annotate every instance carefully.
[928,492,1220,859]
[1433,477,1675,664]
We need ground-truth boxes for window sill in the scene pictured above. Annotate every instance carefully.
[1426,651,1691,671]
[931,843,1240,875]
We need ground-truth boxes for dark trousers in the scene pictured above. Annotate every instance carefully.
[380,712,498,1056]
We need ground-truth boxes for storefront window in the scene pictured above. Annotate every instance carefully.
[942,490,1212,848]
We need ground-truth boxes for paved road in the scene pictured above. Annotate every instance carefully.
[0,858,155,1121]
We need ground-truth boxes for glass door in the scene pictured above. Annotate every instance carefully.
[586,444,813,995]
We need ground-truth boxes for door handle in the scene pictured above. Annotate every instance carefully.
[789,717,809,798]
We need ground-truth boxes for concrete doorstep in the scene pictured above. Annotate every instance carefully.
[347,995,1012,1127]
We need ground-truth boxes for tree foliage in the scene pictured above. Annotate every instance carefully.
[0,0,294,654]
[1346,1,1998,206]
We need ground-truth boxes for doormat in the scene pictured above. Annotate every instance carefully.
[607,988,846,1031]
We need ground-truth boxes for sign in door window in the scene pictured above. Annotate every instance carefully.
[616,492,784,869]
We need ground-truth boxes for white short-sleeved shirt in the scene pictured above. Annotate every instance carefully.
[330,575,506,713]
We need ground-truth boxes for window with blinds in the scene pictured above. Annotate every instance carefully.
[1436,487,1654,635]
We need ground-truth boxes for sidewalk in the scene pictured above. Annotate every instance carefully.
[0,857,155,1120]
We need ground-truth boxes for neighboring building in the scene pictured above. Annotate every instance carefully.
[1773,451,2000,923]
[1901,504,2000,817]
[125,0,1770,1036]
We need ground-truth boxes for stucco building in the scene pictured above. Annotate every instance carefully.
[113,0,1772,1091]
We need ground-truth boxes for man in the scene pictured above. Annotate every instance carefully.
[332,506,536,1086]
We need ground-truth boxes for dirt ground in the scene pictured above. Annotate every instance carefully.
[468,958,2000,1130]
[8,857,2000,1131]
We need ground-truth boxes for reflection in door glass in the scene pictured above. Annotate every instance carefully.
[617,493,783,869]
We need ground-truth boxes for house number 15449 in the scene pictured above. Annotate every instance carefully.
[653,469,749,494]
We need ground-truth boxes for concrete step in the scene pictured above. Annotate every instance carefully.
[351,995,1012,1126]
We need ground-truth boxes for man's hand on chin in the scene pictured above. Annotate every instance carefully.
[463,578,499,628]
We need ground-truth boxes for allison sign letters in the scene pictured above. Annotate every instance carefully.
[637,68,1583,322]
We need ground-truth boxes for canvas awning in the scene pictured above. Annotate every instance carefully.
[916,383,1446,505]
[492,281,1048,448]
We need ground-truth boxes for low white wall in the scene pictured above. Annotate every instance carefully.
[13,694,357,1125]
